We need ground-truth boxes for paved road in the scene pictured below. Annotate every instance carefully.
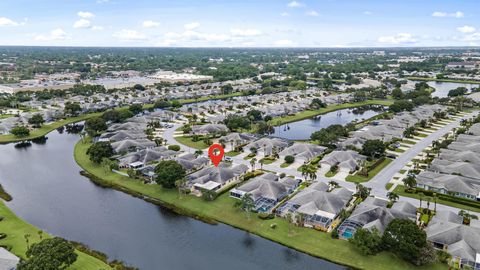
[165,112,479,214]
[365,111,479,198]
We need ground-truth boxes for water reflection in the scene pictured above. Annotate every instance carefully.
[0,130,347,270]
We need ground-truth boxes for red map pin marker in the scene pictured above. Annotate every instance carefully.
[208,143,224,167]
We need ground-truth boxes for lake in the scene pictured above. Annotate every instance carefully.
[0,130,347,270]
[426,81,478,98]
[273,108,381,140]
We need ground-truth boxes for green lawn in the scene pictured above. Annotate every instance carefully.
[0,114,14,120]
[0,201,111,270]
[74,140,446,270]
[394,148,406,153]
[0,112,103,143]
[399,169,407,174]
[225,151,241,157]
[325,170,338,178]
[402,139,417,145]
[269,99,393,126]
[346,158,393,183]
[260,157,276,164]
[385,183,393,191]
[173,136,209,149]
[393,186,480,213]
[280,163,291,168]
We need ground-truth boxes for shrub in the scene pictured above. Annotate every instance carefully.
[284,155,295,164]
[270,223,277,229]
[168,145,181,151]
[258,213,275,220]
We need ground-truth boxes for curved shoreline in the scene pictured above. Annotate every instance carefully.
[0,199,112,270]
[74,139,446,270]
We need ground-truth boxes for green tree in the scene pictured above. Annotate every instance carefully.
[256,121,274,135]
[28,114,45,128]
[284,155,295,164]
[382,219,427,263]
[387,191,399,203]
[154,160,186,188]
[84,117,107,137]
[64,102,82,116]
[10,126,30,137]
[361,140,386,159]
[129,104,144,115]
[349,228,383,255]
[17,237,78,270]
[391,88,404,99]
[86,142,114,163]
[241,193,255,220]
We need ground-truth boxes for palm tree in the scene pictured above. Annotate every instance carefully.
[259,159,265,170]
[328,181,339,189]
[402,175,417,190]
[175,178,187,198]
[24,234,31,250]
[418,192,424,209]
[250,158,257,172]
[387,192,399,203]
[458,210,478,225]
[355,183,371,200]
[241,194,255,220]
[37,230,43,240]
[433,193,437,212]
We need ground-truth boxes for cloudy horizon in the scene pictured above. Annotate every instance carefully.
[0,0,479,48]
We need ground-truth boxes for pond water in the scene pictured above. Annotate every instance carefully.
[0,130,347,270]
[425,81,478,98]
[273,108,381,140]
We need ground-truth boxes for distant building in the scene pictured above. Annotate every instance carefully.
[446,61,478,70]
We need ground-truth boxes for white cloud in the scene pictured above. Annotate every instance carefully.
[457,25,476,33]
[306,10,319,17]
[230,28,262,37]
[184,22,200,30]
[463,32,480,42]
[377,33,416,44]
[273,39,296,47]
[280,12,290,17]
[113,29,147,42]
[287,1,304,8]
[0,17,23,27]
[77,11,95,19]
[432,11,464,18]
[73,19,91,29]
[35,28,69,41]
[363,11,372,15]
[142,20,160,28]
[92,26,104,31]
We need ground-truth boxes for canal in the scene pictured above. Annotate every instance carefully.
[0,129,346,270]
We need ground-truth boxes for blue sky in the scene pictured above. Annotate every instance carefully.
[0,0,478,47]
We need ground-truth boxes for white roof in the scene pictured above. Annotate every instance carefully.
[0,247,19,270]
[194,181,221,191]
[315,209,336,219]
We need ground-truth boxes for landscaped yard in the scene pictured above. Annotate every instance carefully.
[0,201,111,270]
[346,158,393,183]
[393,186,480,213]
[74,140,447,270]
[225,151,241,157]
[173,136,210,149]
[0,114,14,120]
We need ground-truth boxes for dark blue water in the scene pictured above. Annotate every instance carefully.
[0,130,346,270]
[274,108,380,140]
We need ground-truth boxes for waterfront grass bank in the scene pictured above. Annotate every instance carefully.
[269,99,393,126]
[0,200,112,270]
[74,139,446,270]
